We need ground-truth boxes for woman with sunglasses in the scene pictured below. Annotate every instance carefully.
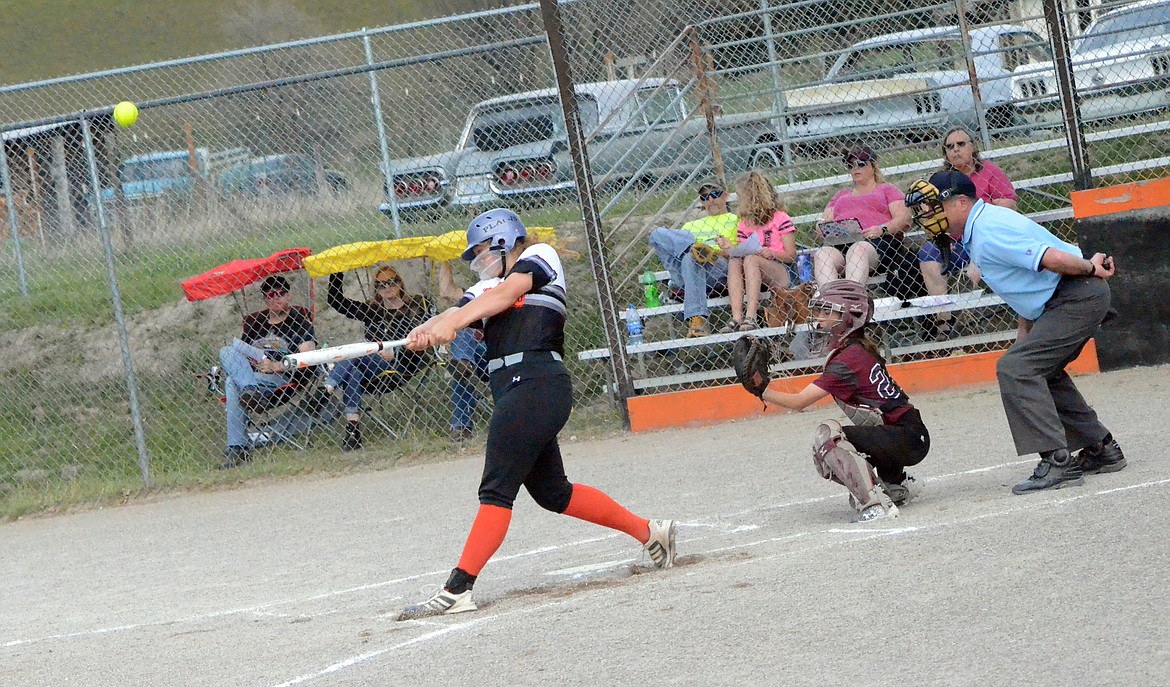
[814,146,922,302]
[917,128,1017,339]
[324,265,430,450]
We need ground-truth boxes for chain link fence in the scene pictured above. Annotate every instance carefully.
[2,0,1167,514]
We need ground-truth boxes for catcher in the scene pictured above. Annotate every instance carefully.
[733,279,931,522]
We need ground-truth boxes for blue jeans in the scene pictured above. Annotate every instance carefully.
[325,353,394,415]
[219,344,291,449]
[649,227,728,319]
[449,329,487,430]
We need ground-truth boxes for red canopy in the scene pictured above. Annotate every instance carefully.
[181,248,312,302]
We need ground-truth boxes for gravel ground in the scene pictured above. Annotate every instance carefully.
[3,365,1168,687]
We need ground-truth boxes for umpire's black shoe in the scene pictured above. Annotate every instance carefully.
[1012,448,1085,494]
[1076,434,1127,474]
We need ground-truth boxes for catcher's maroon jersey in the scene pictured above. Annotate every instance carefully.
[813,342,914,424]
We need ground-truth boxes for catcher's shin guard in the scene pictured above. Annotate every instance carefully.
[812,420,896,513]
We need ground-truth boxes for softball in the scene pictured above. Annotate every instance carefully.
[113,101,139,128]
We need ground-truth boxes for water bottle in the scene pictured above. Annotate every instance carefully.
[625,304,644,346]
[797,253,813,284]
[640,270,660,308]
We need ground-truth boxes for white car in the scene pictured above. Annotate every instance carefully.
[1012,0,1170,126]
[782,25,1049,148]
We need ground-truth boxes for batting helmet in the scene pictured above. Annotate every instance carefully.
[461,208,528,262]
[808,279,874,348]
[904,179,949,238]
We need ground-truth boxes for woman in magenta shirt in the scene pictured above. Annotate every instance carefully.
[716,171,797,331]
[814,146,923,302]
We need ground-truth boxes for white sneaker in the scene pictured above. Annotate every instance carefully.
[851,503,899,523]
[396,588,477,621]
[884,474,923,506]
[645,519,678,569]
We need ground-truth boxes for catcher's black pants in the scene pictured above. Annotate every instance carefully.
[843,408,930,484]
[479,360,574,512]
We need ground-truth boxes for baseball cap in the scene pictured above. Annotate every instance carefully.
[843,145,875,163]
[928,170,978,201]
[260,275,291,293]
[697,179,725,195]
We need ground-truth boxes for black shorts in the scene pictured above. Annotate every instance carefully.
[842,407,930,483]
[479,360,574,511]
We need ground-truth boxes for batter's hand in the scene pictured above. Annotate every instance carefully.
[1090,253,1115,279]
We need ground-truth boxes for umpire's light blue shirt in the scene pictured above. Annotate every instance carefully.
[959,200,1082,320]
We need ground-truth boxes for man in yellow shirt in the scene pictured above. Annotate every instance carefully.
[649,180,739,337]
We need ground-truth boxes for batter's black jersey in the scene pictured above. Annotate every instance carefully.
[458,243,566,360]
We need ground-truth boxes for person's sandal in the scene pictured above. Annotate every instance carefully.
[718,320,742,334]
[736,318,759,332]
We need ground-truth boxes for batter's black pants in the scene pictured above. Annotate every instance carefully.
[479,360,574,512]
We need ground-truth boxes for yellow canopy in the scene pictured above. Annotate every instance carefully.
[304,228,562,277]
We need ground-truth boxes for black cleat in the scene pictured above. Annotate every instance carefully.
[1076,435,1127,474]
[342,421,362,451]
[1012,449,1084,494]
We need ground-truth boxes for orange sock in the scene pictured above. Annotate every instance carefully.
[456,504,513,576]
[562,484,650,544]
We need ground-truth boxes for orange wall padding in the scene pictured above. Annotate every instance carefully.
[1070,177,1170,219]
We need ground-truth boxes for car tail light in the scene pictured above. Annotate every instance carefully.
[423,176,440,193]
[536,162,554,180]
[393,181,407,197]
[1153,54,1170,77]
[519,165,533,182]
[498,166,519,185]
[914,93,941,114]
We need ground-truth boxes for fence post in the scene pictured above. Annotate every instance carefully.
[689,28,726,188]
[955,0,992,149]
[759,0,795,184]
[1042,0,1094,190]
[80,117,152,486]
[363,27,402,238]
[0,143,30,296]
[538,0,635,426]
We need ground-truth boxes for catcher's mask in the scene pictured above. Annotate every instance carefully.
[808,279,874,353]
[904,179,949,238]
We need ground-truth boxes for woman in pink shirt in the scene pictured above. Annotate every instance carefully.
[814,146,923,302]
[716,171,797,332]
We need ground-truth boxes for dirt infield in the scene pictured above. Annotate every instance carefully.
[3,365,1168,686]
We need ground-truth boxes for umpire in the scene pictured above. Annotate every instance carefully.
[929,170,1126,494]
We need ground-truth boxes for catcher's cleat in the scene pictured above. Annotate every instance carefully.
[1075,435,1126,474]
[852,503,899,523]
[883,474,922,506]
[1012,449,1084,494]
[645,519,678,569]
[396,588,477,621]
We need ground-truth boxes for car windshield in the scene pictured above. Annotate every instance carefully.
[121,158,190,182]
[834,38,964,79]
[462,97,598,151]
[1076,5,1170,54]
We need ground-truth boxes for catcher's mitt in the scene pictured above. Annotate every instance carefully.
[690,242,719,266]
[733,335,772,399]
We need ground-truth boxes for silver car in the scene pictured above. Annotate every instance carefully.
[1012,0,1170,126]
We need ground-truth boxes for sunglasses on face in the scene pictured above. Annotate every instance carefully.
[945,140,972,151]
[375,280,398,289]
[698,190,724,202]
[263,290,288,299]
[844,159,869,170]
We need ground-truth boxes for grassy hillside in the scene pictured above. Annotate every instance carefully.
[1,0,510,85]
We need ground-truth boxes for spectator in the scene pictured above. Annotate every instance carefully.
[814,146,923,302]
[218,274,317,469]
[717,171,797,332]
[439,261,488,441]
[324,265,430,450]
[917,127,1018,339]
[649,179,739,337]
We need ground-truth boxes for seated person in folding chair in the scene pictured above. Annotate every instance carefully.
[439,261,489,441]
[219,274,318,468]
[324,265,430,450]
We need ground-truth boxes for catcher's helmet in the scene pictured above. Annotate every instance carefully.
[904,179,949,238]
[809,279,874,348]
[461,208,527,262]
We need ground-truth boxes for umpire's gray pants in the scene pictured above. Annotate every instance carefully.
[996,275,1111,456]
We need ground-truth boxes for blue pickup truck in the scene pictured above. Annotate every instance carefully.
[102,148,250,203]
